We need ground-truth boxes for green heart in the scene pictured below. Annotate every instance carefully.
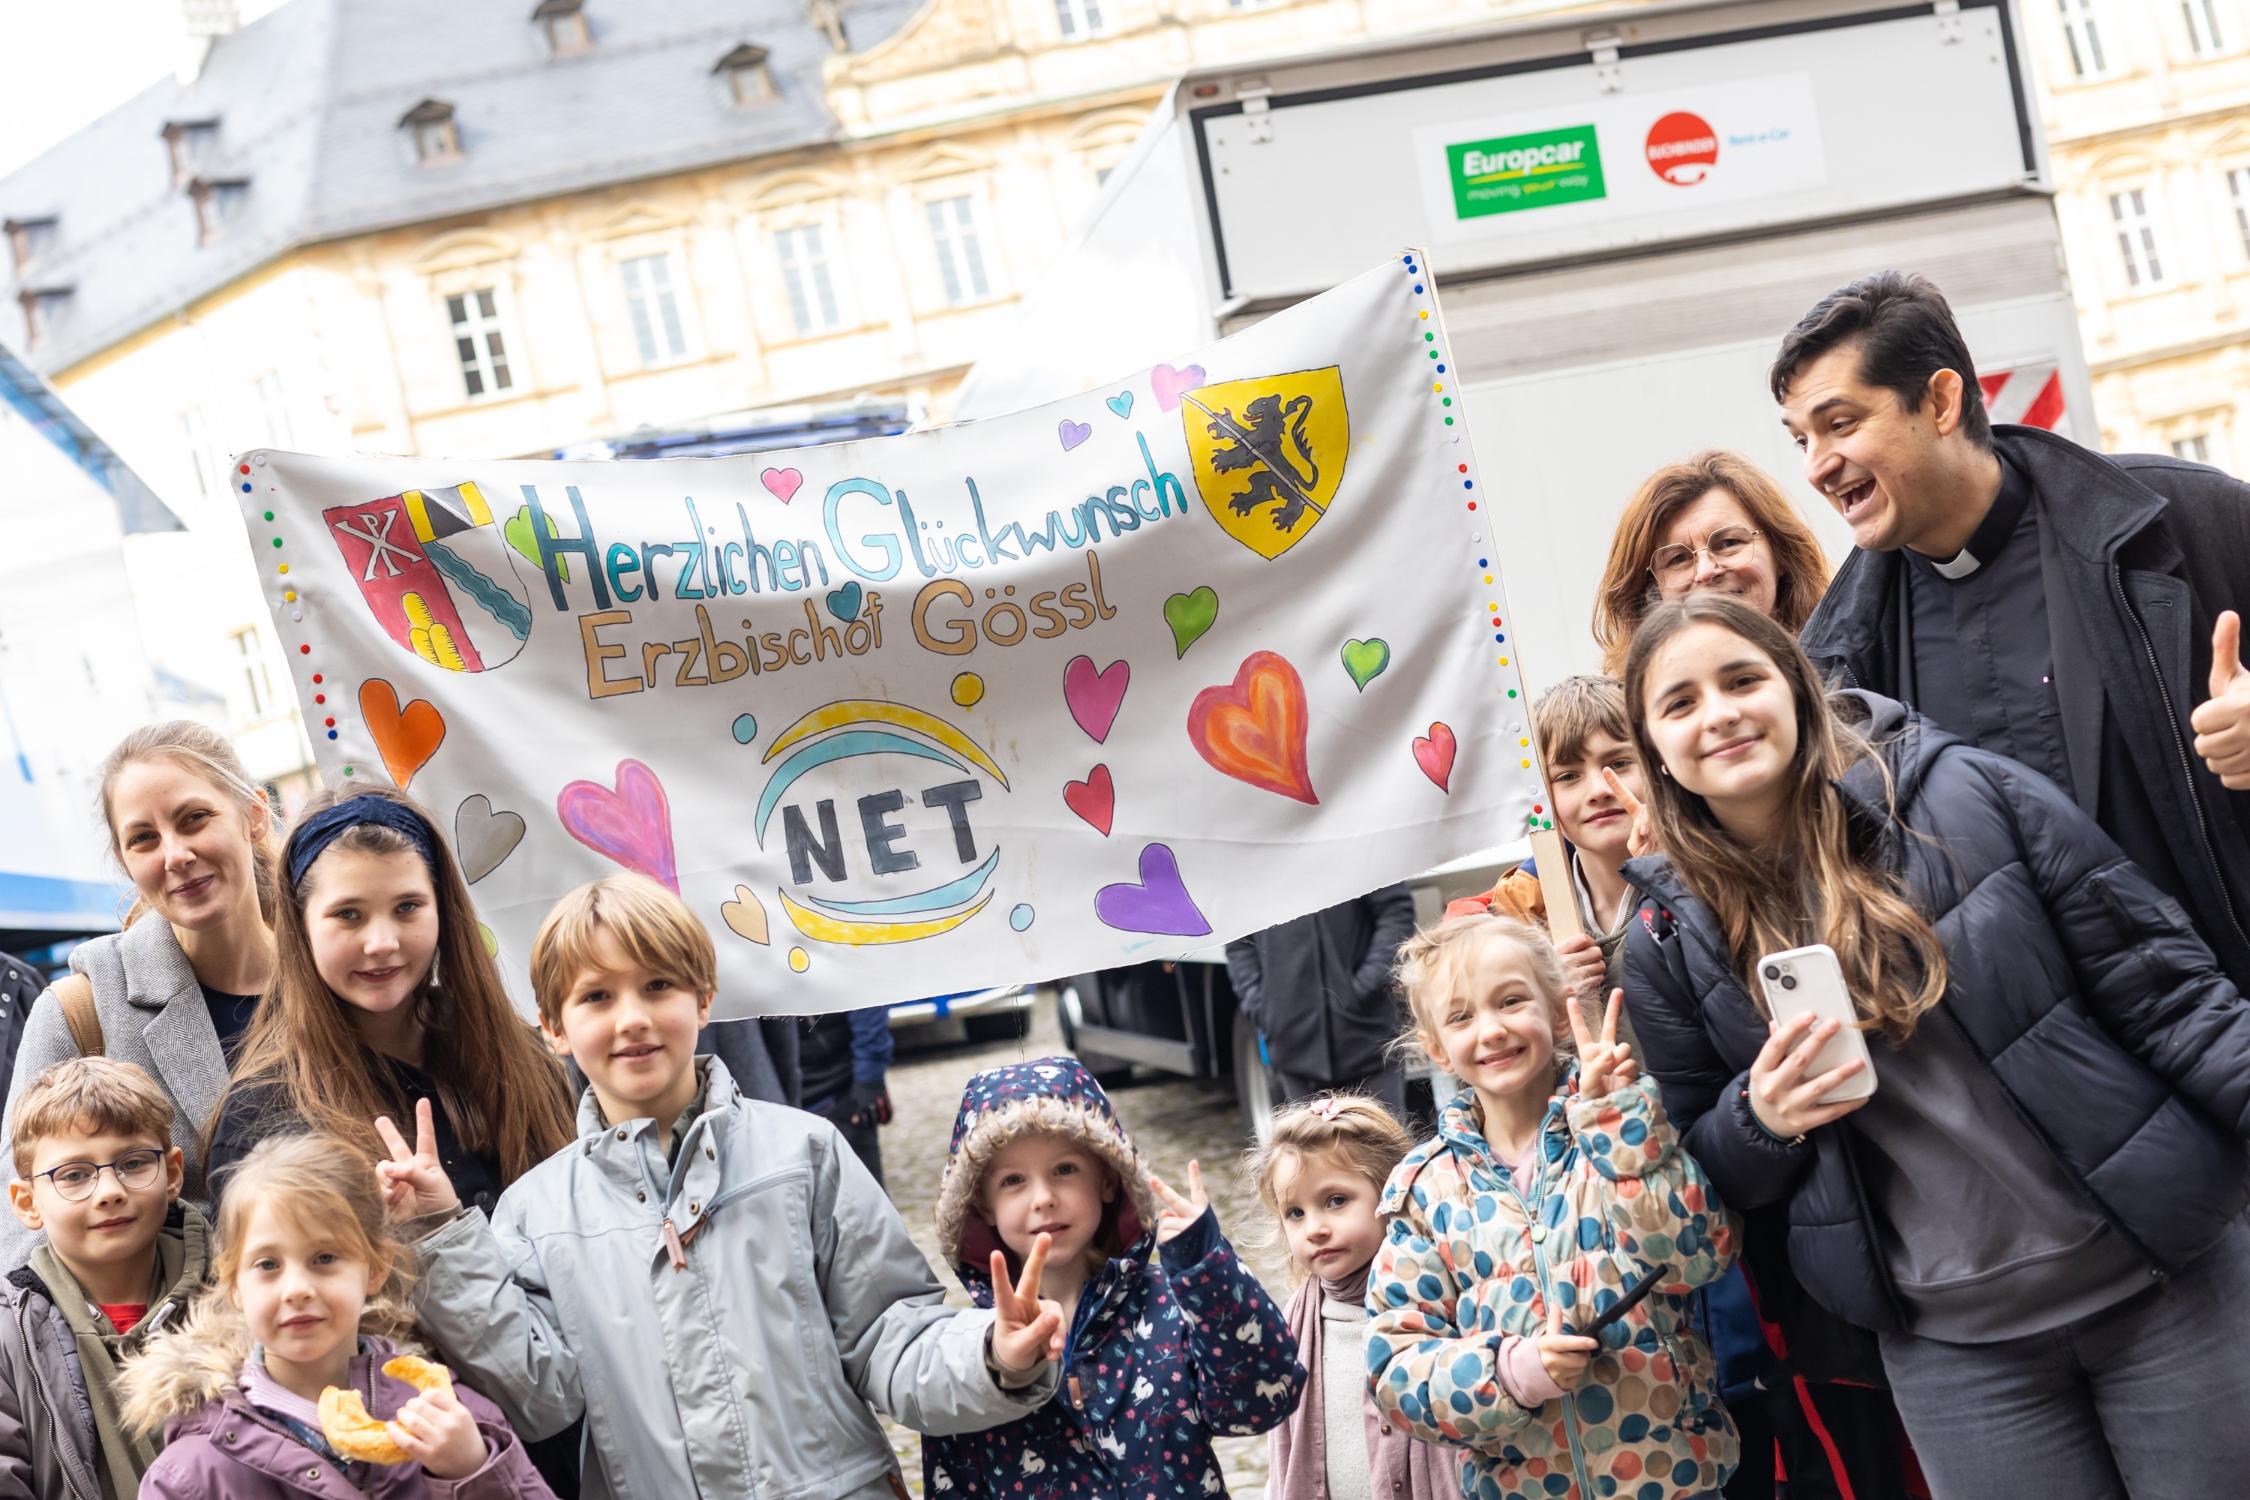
[1340,637,1391,692]
[504,505,568,583]
[1162,586,1219,659]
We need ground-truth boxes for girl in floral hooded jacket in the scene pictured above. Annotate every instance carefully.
[1368,915,1739,1500]
[924,1056,1303,1497]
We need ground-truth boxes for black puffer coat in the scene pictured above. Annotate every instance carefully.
[1622,693,2250,1353]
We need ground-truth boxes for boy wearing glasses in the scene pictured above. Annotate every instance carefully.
[1,1057,209,1497]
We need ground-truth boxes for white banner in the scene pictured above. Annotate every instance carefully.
[239,253,1543,1017]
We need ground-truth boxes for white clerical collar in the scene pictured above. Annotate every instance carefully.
[1928,548,1983,580]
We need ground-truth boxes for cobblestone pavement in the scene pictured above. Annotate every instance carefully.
[874,996,1282,1498]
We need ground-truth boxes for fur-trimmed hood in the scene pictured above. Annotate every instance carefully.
[933,1055,1160,1291]
[117,1295,421,1438]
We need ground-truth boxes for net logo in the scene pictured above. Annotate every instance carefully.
[1445,124,1607,219]
[1646,110,1719,186]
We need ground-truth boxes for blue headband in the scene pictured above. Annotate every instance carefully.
[286,795,438,887]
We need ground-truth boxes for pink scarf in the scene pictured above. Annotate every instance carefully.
[1267,1265,1460,1500]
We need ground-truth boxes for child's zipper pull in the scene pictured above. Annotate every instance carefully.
[1068,1373,1083,1408]
[661,1217,688,1271]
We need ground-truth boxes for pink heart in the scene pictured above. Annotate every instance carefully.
[1152,363,1207,413]
[761,467,804,503]
[556,759,679,893]
[1413,723,1458,793]
[1063,655,1130,744]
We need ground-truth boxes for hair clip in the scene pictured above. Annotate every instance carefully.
[1312,1097,1344,1121]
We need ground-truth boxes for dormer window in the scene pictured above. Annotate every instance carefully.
[160,118,221,186]
[3,216,57,277]
[399,99,463,164]
[713,44,774,108]
[17,285,71,349]
[532,0,591,55]
[187,177,249,245]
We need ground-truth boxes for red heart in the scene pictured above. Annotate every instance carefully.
[1414,722,1458,793]
[1064,765,1115,836]
[1187,651,1317,804]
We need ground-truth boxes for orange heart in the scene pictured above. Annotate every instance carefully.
[358,679,446,790]
[1186,650,1317,804]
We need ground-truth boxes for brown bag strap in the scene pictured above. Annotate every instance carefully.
[51,976,102,1059]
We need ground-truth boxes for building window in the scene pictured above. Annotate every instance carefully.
[532,0,591,54]
[2184,0,2227,54]
[187,177,250,246]
[1054,0,1104,39]
[2230,167,2250,259]
[398,99,462,164]
[233,626,274,718]
[255,370,293,446]
[179,408,216,501]
[160,118,220,185]
[2173,432,2213,462]
[2059,0,2108,77]
[446,288,515,398]
[713,44,774,107]
[927,195,991,305]
[619,252,688,365]
[15,286,69,349]
[2109,189,2166,287]
[773,223,841,335]
[3,216,56,276]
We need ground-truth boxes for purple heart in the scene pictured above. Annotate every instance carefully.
[556,759,680,893]
[1152,363,1207,413]
[1058,418,1093,452]
[1095,842,1212,937]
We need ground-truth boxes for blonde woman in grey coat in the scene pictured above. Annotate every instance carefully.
[0,722,277,1268]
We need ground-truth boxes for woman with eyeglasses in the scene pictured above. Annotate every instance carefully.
[1594,451,1831,676]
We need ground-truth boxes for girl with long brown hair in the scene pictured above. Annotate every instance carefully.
[1618,594,2250,1496]
[1593,451,1830,676]
[203,785,571,1214]
[0,721,281,1268]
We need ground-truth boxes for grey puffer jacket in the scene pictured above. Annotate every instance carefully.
[412,1056,1056,1500]
[0,1204,209,1499]
[0,917,237,1269]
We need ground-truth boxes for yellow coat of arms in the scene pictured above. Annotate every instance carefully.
[1181,367,1350,561]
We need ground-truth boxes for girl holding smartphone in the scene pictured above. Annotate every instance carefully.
[1616,595,2250,1498]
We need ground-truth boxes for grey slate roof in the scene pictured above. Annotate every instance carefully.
[0,0,926,375]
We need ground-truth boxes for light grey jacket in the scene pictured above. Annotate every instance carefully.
[0,919,234,1269]
[413,1057,1054,1500]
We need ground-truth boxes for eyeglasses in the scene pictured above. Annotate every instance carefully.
[31,1149,166,1202]
[1650,525,1763,587]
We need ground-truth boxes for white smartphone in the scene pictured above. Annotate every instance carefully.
[1754,944,1877,1104]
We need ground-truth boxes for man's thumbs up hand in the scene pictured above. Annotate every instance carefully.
[2192,611,2250,789]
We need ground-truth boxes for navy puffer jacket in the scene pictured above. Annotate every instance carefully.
[1622,693,2250,1339]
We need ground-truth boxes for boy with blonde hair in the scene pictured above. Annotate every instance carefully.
[381,873,1063,1499]
[2,1056,210,1497]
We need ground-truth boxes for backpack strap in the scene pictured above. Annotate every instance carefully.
[50,976,102,1059]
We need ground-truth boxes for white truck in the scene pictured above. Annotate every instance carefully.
[958,0,2094,1126]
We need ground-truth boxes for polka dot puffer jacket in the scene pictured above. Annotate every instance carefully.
[1368,1069,1740,1500]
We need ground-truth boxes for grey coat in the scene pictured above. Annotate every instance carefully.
[412,1057,1055,1500]
[0,919,234,1269]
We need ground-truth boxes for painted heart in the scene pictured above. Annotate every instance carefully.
[1094,842,1212,937]
[503,505,567,582]
[1186,651,1317,804]
[827,580,863,621]
[556,759,679,893]
[1106,391,1134,419]
[1151,363,1207,413]
[1414,722,1458,793]
[453,794,526,883]
[1340,637,1391,692]
[1162,587,1219,660]
[761,466,804,503]
[1064,765,1115,836]
[720,884,771,945]
[1063,655,1130,743]
[358,679,446,790]
[1058,418,1093,452]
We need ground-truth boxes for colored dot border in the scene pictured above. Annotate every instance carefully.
[1401,252,1550,835]
[247,454,353,773]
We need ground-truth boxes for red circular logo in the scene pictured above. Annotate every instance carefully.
[1646,111,1719,186]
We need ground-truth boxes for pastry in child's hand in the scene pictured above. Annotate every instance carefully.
[317,1355,455,1464]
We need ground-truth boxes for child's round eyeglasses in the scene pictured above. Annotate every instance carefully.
[33,1149,166,1202]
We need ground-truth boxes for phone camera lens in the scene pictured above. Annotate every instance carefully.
[1762,965,1780,982]
[1780,974,1798,991]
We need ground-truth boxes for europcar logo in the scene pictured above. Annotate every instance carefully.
[1646,110,1719,186]
[1446,124,1607,219]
